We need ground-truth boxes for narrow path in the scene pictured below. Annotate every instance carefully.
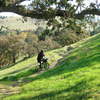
[0,85,20,99]
[28,61,58,78]
[0,61,58,99]
[0,46,75,98]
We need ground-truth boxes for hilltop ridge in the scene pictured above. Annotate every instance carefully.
[0,16,47,32]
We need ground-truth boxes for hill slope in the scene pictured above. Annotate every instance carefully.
[0,16,46,32]
[1,34,100,100]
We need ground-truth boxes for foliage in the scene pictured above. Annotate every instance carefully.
[0,32,61,67]
[0,34,26,67]
[1,33,100,100]
[38,36,61,51]
[40,18,90,46]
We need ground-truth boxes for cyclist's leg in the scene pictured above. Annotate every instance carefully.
[44,62,49,69]
[39,62,42,69]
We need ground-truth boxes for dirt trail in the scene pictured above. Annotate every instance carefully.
[0,85,20,99]
[0,61,58,99]
[0,46,72,99]
[0,46,73,98]
[28,60,58,78]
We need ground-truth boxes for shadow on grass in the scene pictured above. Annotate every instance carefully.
[1,46,100,86]
[7,64,35,75]
[0,67,38,81]
[21,52,100,83]
[21,79,93,100]
[0,57,30,71]
[79,34,100,48]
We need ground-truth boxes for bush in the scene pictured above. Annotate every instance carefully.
[54,28,90,46]
[38,36,61,51]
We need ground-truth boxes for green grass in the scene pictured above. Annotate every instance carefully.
[1,34,100,100]
[0,45,68,87]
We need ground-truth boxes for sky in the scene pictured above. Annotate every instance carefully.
[0,0,100,17]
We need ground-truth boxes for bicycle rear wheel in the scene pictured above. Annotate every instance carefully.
[43,62,49,70]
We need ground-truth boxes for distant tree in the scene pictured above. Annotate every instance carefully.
[25,33,39,57]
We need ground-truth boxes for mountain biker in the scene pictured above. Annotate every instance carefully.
[37,50,45,69]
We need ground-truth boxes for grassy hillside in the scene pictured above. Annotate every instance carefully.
[0,17,46,31]
[0,33,100,100]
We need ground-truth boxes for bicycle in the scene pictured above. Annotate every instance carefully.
[37,57,50,71]
[41,58,49,70]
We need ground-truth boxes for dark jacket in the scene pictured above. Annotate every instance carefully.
[37,51,44,63]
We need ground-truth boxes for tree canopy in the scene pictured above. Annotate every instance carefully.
[0,0,100,19]
[1,0,99,67]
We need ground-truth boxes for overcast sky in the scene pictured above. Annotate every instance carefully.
[0,0,100,17]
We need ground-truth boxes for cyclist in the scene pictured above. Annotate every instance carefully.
[37,50,45,69]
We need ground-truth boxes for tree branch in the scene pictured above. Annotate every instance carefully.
[0,5,100,20]
[75,8,100,19]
